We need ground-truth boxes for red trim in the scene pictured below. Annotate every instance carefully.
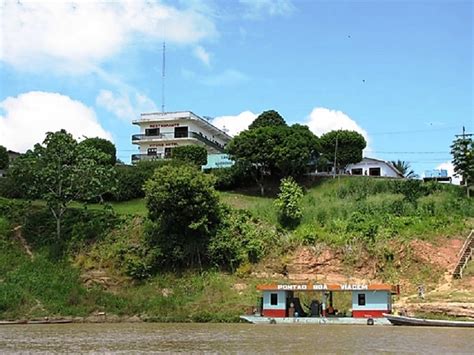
[352,310,389,318]
[262,309,286,317]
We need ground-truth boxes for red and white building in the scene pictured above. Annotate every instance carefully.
[251,282,399,321]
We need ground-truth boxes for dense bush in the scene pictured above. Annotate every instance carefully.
[172,145,207,166]
[144,164,221,268]
[207,162,254,191]
[80,217,161,280]
[274,177,304,228]
[105,160,172,201]
[208,208,279,271]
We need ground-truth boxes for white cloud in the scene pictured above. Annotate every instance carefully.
[0,91,112,153]
[436,162,461,185]
[96,90,157,121]
[305,107,372,154]
[1,1,217,72]
[212,111,258,136]
[239,0,295,18]
[193,45,211,66]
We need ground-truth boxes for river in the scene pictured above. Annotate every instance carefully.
[1,323,473,353]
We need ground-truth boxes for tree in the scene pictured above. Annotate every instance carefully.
[172,145,207,166]
[9,130,116,241]
[249,110,287,130]
[391,160,416,178]
[274,177,304,229]
[79,137,117,165]
[227,124,319,195]
[0,145,8,170]
[144,164,221,269]
[451,136,474,196]
[319,130,366,173]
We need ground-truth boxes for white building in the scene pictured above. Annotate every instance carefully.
[132,111,232,163]
[345,157,403,178]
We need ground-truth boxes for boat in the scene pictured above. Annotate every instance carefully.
[240,315,390,325]
[241,282,399,326]
[0,320,28,325]
[384,313,474,328]
[26,319,73,324]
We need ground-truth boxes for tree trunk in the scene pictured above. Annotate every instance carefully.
[56,217,61,241]
[259,183,265,196]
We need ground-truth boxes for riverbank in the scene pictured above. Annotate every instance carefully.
[1,178,473,322]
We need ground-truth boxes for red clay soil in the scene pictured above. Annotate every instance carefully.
[271,237,466,286]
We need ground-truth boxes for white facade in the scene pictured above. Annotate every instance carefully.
[132,111,232,163]
[345,158,403,178]
[351,291,392,312]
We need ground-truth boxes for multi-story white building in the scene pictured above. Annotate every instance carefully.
[131,111,232,163]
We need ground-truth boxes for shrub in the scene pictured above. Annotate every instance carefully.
[172,145,207,166]
[208,208,278,271]
[275,177,304,228]
[144,164,221,268]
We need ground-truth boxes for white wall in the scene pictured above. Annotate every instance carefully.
[352,291,391,311]
[346,160,400,178]
[263,291,287,310]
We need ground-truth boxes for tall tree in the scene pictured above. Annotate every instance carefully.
[451,136,474,196]
[79,137,117,166]
[249,110,287,130]
[391,160,416,178]
[319,130,366,173]
[144,164,221,269]
[226,124,319,195]
[0,145,8,170]
[9,130,116,241]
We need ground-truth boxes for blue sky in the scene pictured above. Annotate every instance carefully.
[0,0,472,177]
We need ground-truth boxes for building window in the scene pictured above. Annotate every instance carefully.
[145,128,159,136]
[174,126,188,138]
[351,168,363,175]
[358,293,366,306]
[164,147,173,159]
[270,293,278,306]
[369,167,381,176]
[147,148,157,156]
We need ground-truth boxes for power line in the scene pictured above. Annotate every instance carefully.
[366,126,459,136]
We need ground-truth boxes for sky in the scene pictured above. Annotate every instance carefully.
[0,0,472,178]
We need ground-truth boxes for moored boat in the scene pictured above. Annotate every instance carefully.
[242,282,399,325]
[384,314,474,328]
[0,320,28,325]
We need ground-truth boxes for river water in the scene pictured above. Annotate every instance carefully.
[1,323,473,353]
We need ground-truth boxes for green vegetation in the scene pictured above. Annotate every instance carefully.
[8,130,116,241]
[79,137,117,166]
[172,145,208,167]
[0,145,8,170]
[319,130,366,172]
[274,177,304,229]
[451,135,474,195]
[1,174,472,321]
[226,110,319,195]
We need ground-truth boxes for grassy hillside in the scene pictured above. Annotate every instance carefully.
[1,177,473,321]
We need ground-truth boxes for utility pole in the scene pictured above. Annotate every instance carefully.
[454,126,473,197]
[161,41,166,113]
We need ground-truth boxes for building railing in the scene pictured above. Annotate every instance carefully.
[132,131,225,152]
[189,132,225,152]
[131,153,166,162]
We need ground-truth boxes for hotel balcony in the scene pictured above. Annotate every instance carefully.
[132,131,225,153]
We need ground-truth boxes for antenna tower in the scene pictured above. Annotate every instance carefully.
[161,41,166,113]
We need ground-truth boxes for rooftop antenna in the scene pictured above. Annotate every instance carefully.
[161,41,166,113]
